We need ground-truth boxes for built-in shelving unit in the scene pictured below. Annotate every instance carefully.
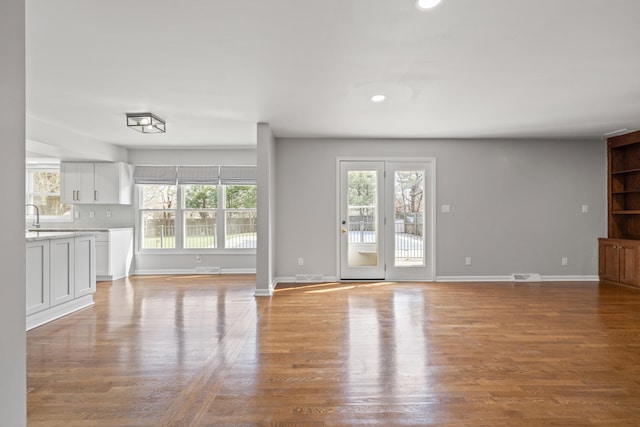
[599,130,640,288]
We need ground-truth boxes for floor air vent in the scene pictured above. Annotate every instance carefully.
[512,273,542,282]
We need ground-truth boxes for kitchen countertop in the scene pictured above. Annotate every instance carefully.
[26,230,101,242]
[27,227,133,232]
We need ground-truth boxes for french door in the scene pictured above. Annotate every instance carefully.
[339,160,434,281]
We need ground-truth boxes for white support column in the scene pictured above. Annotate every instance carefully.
[256,123,276,296]
[0,0,27,423]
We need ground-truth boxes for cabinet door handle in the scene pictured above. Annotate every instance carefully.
[73,190,77,201]
[77,190,80,200]
[94,190,98,201]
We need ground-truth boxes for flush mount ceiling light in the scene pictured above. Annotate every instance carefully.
[416,0,441,10]
[126,112,166,133]
[371,94,386,103]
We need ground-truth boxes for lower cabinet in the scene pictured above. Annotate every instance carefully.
[598,238,640,288]
[26,240,50,315]
[95,229,133,281]
[26,234,96,330]
[50,238,75,307]
[75,234,97,297]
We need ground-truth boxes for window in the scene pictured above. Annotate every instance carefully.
[25,166,73,222]
[225,185,257,248]
[183,184,217,248]
[140,184,177,249]
[135,165,256,251]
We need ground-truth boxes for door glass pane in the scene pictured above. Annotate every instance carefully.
[394,170,425,267]
[347,170,378,267]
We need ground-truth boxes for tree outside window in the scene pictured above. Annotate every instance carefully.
[26,168,72,220]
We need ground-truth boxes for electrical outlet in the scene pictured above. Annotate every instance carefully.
[196,255,202,264]
[74,210,79,219]
[441,204,451,213]
[465,257,472,266]
[89,210,95,219]
[581,205,588,213]
[298,257,304,266]
[561,257,568,266]
[106,210,112,217]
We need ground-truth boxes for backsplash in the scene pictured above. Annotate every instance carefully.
[37,204,135,229]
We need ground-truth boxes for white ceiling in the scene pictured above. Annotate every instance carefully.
[26,0,640,150]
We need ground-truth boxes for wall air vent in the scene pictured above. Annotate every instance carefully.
[296,274,324,283]
[512,273,542,282]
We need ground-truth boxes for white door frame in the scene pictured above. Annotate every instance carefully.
[336,157,436,281]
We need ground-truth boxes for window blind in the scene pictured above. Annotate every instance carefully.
[219,166,257,185]
[133,166,178,185]
[134,165,256,185]
[177,166,219,185]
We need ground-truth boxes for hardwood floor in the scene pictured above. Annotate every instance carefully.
[27,277,640,426]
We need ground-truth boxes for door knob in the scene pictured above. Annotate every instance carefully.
[341,228,347,234]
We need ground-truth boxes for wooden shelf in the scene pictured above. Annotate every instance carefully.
[612,168,640,175]
[612,210,640,215]
[613,190,640,194]
[603,131,640,286]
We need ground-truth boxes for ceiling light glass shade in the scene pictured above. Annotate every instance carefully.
[126,113,166,133]
[416,0,441,10]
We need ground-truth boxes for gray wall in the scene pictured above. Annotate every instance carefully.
[275,138,607,280]
[1,0,27,423]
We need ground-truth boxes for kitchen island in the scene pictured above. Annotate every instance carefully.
[26,231,96,331]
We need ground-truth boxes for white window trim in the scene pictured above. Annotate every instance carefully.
[25,165,74,224]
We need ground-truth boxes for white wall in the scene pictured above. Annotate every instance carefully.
[274,138,607,281]
[1,0,27,423]
[127,148,256,166]
[27,117,128,162]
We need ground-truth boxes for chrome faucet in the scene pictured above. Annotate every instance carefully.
[25,204,40,229]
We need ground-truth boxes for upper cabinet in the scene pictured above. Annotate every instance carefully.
[61,162,133,205]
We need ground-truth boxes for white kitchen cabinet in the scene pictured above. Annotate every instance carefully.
[49,237,75,307]
[74,234,96,297]
[61,162,133,205]
[96,229,133,281]
[61,162,94,203]
[94,162,133,204]
[26,232,97,330]
[26,240,50,315]
[95,234,109,278]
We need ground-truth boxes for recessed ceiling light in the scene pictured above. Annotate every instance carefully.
[371,94,386,103]
[416,0,441,10]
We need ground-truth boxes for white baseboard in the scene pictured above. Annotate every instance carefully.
[437,275,600,282]
[254,288,273,297]
[27,295,94,331]
[132,268,256,276]
[540,275,599,282]
[255,277,277,297]
[274,276,339,285]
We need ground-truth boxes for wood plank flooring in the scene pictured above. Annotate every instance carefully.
[27,277,640,426]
